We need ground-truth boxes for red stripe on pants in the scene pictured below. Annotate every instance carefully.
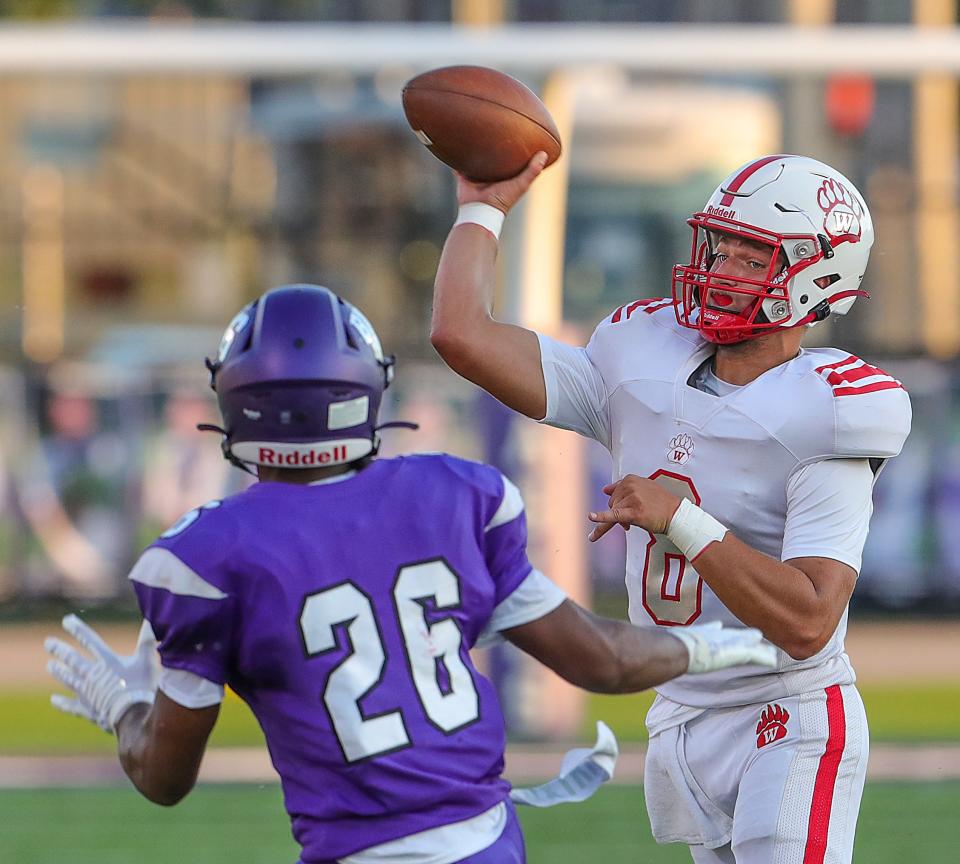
[803,685,847,864]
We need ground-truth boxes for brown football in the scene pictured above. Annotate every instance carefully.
[402,65,562,183]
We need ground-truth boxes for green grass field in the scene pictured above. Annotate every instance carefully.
[2,681,958,754]
[3,679,958,862]
[3,781,957,863]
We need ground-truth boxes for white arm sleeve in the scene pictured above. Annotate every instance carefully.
[159,667,225,709]
[475,569,567,648]
[537,332,611,447]
[781,458,875,572]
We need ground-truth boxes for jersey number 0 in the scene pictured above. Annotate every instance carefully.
[640,470,703,626]
[299,559,480,763]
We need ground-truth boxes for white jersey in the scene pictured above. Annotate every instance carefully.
[539,298,911,708]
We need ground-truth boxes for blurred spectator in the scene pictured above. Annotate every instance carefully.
[141,390,232,536]
[19,391,128,598]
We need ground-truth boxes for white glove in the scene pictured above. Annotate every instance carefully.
[669,621,777,674]
[45,615,160,734]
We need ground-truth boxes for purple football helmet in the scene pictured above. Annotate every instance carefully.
[205,284,395,469]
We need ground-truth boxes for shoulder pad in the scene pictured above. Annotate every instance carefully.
[814,354,912,459]
[607,297,678,325]
[412,452,507,501]
[423,453,524,531]
[589,297,701,376]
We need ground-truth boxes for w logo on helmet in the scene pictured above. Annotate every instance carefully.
[817,178,863,242]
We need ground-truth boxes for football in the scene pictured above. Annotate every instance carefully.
[402,65,562,183]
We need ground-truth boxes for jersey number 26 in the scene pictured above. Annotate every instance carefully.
[299,559,480,763]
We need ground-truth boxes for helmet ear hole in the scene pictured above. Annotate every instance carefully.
[815,274,841,290]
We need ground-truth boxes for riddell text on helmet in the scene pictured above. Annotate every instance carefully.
[258,446,347,466]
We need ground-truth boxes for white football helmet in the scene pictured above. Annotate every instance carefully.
[672,154,874,345]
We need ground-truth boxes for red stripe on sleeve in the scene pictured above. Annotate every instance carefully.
[802,685,846,864]
[815,355,857,374]
[825,364,882,386]
[611,298,673,323]
[640,299,675,315]
[719,155,790,207]
[832,380,903,397]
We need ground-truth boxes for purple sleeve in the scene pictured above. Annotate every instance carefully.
[483,473,535,606]
[129,547,236,685]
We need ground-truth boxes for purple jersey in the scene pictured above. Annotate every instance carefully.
[132,454,535,862]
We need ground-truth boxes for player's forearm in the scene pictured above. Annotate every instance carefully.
[431,223,499,350]
[693,536,833,659]
[504,599,688,692]
[116,704,199,806]
[431,223,547,418]
[597,617,692,692]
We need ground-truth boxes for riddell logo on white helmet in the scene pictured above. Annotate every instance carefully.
[705,205,737,220]
[232,439,372,467]
[817,178,863,242]
[258,446,347,466]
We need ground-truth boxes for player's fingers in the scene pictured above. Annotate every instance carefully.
[601,482,618,495]
[587,510,633,542]
[62,614,111,659]
[591,507,635,526]
[46,659,86,695]
[528,150,548,172]
[50,693,94,720]
[503,151,548,189]
[63,614,113,654]
[587,520,615,542]
[588,508,619,524]
[45,638,92,676]
[44,635,72,658]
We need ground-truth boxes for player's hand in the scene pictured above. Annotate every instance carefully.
[454,151,549,213]
[669,621,777,674]
[45,615,160,734]
[588,474,683,542]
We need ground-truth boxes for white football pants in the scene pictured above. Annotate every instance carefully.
[644,684,869,864]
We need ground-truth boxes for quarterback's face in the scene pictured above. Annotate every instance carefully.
[706,235,778,314]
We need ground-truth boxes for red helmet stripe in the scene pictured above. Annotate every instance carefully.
[719,155,791,207]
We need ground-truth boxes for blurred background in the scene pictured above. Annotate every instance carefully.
[1,3,959,862]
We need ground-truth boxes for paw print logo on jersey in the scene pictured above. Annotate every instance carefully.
[666,433,695,466]
[756,703,790,749]
[817,178,863,242]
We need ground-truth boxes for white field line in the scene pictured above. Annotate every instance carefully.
[2,744,959,790]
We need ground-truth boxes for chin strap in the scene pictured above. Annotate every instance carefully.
[794,288,870,328]
[196,423,258,476]
[369,420,420,458]
[374,421,420,433]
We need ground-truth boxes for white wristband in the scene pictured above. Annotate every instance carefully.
[454,202,505,241]
[667,498,728,561]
